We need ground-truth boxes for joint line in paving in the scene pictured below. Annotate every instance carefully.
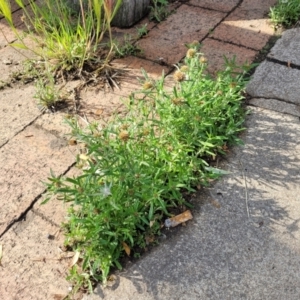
[266,56,300,71]
[0,161,76,238]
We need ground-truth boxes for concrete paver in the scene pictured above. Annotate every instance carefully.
[246,60,300,105]
[0,86,41,147]
[268,28,300,65]
[249,98,300,117]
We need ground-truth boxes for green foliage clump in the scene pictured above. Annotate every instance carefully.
[269,0,300,28]
[44,43,252,293]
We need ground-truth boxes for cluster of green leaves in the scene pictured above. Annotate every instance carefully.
[0,0,122,73]
[0,0,122,109]
[269,0,300,27]
[44,44,251,293]
[149,0,170,22]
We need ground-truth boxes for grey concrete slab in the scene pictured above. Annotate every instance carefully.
[268,28,300,65]
[246,60,300,105]
[249,97,300,117]
[85,106,300,299]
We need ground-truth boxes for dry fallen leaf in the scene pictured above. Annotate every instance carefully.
[122,242,131,256]
[53,294,68,300]
[70,251,80,267]
[149,220,155,228]
[94,109,104,116]
[68,139,77,146]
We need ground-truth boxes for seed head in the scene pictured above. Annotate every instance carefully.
[180,65,189,73]
[191,40,199,47]
[120,123,129,130]
[119,130,129,141]
[199,56,208,64]
[143,81,153,90]
[186,49,196,59]
[173,70,185,82]
[171,97,185,105]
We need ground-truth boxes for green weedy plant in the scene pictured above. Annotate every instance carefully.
[269,0,300,28]
[0,0,122,74]
[44,43,252,293]
[149,0,170,22]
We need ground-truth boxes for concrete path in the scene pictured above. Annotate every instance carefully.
[2,0,300,299]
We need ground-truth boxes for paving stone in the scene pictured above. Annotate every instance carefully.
[33,167,82,228]
[0,211,70,300]
[136,5,226,65]
[0,124,75,235]
[200,38,257,75]
[211,0,276,50]
[246,60,300,105]
[249,98,300,117]
[189,0,240,12]
[0,85,41,147]
[268,28,300,65]
[112,55,171,79]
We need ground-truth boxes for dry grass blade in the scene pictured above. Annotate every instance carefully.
[70,250,80,267]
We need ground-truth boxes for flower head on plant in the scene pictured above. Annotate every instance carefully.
[101,182,112,198]
[186,49,196,59]
[180,65,189,73]
[119,130,129,141]
[199,56,208,64]
[173,70,185,82]
[143,81,153,90]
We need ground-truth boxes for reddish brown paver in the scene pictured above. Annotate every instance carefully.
[211,0,277,50]
[136,4,226,65]
[189,0,240,12]
[200,38,258,74]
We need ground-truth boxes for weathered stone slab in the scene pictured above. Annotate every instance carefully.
[0,124,75,235]
[250,98,300,117]
[246,60,300,105]
[268,28,300,66]
[0,212,70,299]
[0,85,41,147]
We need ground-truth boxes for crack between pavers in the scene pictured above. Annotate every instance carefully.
[266,57,300,71]
[208,36,259,52]
[0,113,44,150]
[0,162,76,239]
[185,0,243,14]
[246,96,300,113]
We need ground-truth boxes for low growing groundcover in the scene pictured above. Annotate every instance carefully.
[44,43,252,294]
